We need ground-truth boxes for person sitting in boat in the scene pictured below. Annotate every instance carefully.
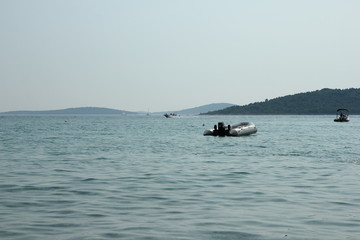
[226,124,231,135]
[213,125,218,136]
[339,113,346,120]
[218,122,226,136]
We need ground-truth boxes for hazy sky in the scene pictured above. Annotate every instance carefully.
[1,0,359,112]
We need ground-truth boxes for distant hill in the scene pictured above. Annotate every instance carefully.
[203,88,360,115]
[176,103,235,115]
[0,104,236,116]
[154,103,235,115]
[0,107,135,115]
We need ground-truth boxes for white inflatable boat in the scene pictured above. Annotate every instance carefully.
[203,122,257,137]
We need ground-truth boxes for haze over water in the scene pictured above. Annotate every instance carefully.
[1,115,360,240]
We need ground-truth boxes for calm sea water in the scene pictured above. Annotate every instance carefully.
[1,115,359,240]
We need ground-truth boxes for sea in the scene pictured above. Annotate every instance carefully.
[0,114,359,240]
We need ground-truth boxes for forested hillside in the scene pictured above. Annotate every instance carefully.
[203,88,360,115]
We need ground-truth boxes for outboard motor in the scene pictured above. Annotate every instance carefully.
[218,122,226,136]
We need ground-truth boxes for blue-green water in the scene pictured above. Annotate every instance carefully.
[1,115,360,240]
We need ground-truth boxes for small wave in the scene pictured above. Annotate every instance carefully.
[32,223,82,228]
[0,230,22,237]
[255,145,268,148]
[86,213,107,218]
[229,171,251,175]
[4,201,43,208]
[4,185,66,192]
[330,201,357,207]
[101,232,128,238]
[82,177,97,181]
[207,230,263,240]
[305,219,360,227]
[54,168,76,173]
[69,190,100,196]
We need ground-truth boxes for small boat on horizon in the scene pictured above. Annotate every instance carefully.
[164,113,180,118]
[334,109,349,122]
[204,122,257,137]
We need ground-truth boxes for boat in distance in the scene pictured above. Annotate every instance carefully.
[164,113,180,118]
[334,108,349,122]
[204,122,257,137]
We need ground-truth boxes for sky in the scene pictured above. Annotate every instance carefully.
[1,0,359,112]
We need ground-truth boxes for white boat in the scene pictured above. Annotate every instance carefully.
[229,122,257,136]
[203,122,257,137]
[334,108,349,122]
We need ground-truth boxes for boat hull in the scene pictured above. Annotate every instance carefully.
[229,126,257,136]
[334,119,349,122]
[203,129,215,136]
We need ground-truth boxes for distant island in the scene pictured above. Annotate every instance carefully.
[158,103,235,115]
[0,104,235,115]
[202,88,360,115]
[0,107,134,115]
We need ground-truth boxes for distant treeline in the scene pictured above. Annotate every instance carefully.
[203,88,360,115]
